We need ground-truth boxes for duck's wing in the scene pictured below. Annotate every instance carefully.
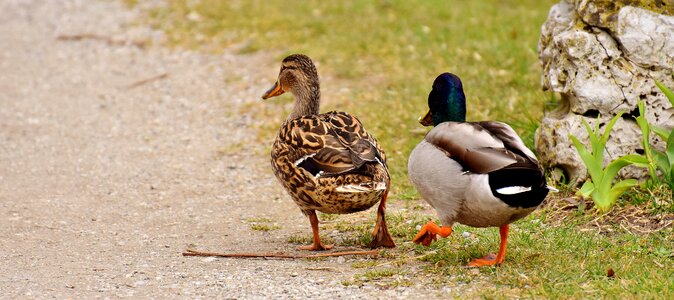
[424,121,548,208]
[474,121,539,165]
[277,111,386,177]
[423,121,538,174]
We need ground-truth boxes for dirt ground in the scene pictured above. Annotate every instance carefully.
[0,0,443,298]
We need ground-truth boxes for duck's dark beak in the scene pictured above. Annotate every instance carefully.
[262,81,284,99]
[418,109,433,126]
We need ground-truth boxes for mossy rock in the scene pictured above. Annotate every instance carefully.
[574,0,673,31]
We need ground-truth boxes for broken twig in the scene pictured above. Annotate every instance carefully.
[182,248,378,259]
[127,72,169,89]
[56,33,146,48]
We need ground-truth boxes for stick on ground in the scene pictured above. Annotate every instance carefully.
[56,33,146,48]
[127,72,169,89]
[182,248,379,259]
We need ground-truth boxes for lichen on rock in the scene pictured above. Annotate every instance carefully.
[575,0,673,31]
[535,0,674,183]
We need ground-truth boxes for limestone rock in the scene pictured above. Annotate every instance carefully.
[616,6,674,68]
[575,0,673,30]
[535,0,674,183]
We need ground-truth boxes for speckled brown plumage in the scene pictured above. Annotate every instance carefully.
[271,111,389,214]
[262,54,395,250]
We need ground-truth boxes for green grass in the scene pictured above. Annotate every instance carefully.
[134,1,674,297]
[418,222,673,298]
[286,234,313,245]
[245,217,274,223]
[246,217,281,231]
[311,206,673,298]
[249,223,281,231]
[145,0,557,196]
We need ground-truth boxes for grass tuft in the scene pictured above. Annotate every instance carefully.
[246,217,281,231]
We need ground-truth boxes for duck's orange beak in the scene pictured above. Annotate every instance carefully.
[262,81,284,99]
[418,109,433,126]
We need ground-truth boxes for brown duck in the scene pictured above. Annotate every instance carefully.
[261,54,395,250]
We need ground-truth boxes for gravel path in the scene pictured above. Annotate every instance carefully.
[0,0,448,298]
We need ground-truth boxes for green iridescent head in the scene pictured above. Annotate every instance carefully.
[419,73,467,126]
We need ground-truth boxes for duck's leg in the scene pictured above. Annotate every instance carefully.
[369,187,396,249]
[412,221,453,246]
[467,224,509,267]
[299,210,333,251]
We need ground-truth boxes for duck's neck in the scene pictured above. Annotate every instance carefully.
[289,84,321,119]
[446,90,466,122]
[433,88,466,125]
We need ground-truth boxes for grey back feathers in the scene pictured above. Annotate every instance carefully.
[423,121,540,174]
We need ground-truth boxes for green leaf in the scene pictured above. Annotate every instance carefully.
[634,100,660,181]
[607,179,639,211]
[618,154,650,168]
[654,80,674,106]
[577,181,594,198]
[653,150,670,175]
[651,126,671,141]
[636,116,650,137]
[667,128,674,167]
[591,190,611,213]
[570,135,603,183]
[635,101,650,142]
[599,113,623,151]
[610,179,639,194]
[604,155,643,181]
[579,118,600,158]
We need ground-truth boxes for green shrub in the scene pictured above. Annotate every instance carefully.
[647,80,674,189]
[570,113,648,212]
[635,100,659,182]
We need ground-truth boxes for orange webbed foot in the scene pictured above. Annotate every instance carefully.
[369,185,396,249]
[412,221,452,246]
[466,224,509,267]
[299,243,334,251]
[370,224,396,249]
[467,253,502,267]
[300,211,334,251]
[369,209,395,249]
[412,227,437,246]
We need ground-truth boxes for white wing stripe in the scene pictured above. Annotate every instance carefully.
[496,186,532,195]
[294,153,317,166]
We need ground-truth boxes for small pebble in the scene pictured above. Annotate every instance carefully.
[201,257,217,263]
[462,231,471,238]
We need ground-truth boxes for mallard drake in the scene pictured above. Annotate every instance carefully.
[261,54,395,250]
[408,73,555,267]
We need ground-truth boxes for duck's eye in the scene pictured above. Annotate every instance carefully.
[280,71,296,86]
